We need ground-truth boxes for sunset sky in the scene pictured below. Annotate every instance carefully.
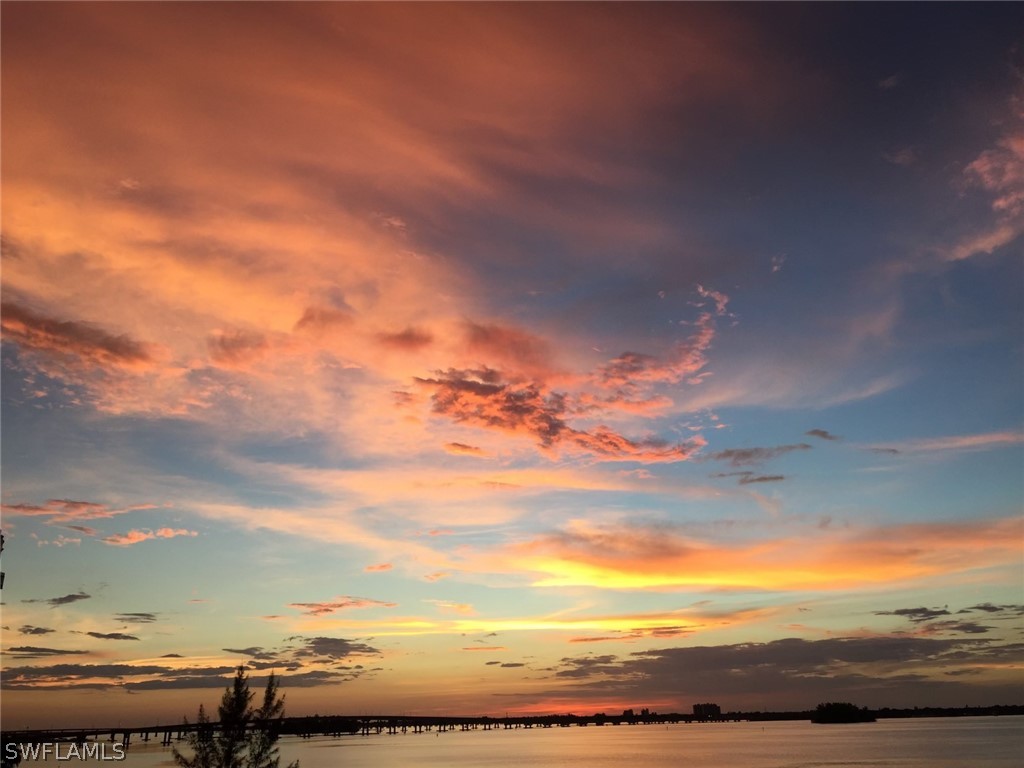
[2,3,1022,729]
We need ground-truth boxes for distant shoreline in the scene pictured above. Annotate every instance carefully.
[4,704,1022,741]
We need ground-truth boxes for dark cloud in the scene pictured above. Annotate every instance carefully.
[121,667,260,691]
[245,660,294,670]
[533,636,1021,709]
[463,321,553,379]
[18,625,56,635]
[708,444,811,467]
[114,612,159,623]
[417,367,565,444]
[222,646,279,661]
[444,442,485,456]
[22,591,91,607]
[124,676,239,691]
[922,620,993,635]
[711,471,786,485]
[207,329,268,367]
[293,306,353,332]
[161,653,184,658]
[0,302,152,369]
[6,646,91,659]
[554,654,623,679]
[275,670,359,687]
[960,603,1024,616]
[63,524,99,536]
[291,636,381,660]
[571,625,695,644]
[4,663,168,681]
[86,632,140,641]
[377,326,433,350]
[2,499,150,524]
[875,607,951,623]
[806,429,841,441]
[3,663,244,691]
[869,447,900,455]
[500,663,526,668]
[417,367,703,463]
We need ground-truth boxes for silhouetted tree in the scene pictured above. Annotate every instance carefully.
[174,666,298,768]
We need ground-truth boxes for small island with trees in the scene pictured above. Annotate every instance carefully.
[811,702,877,724]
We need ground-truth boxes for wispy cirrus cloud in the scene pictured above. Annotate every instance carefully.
[806,429,841,441]
[707,443,811,467]
[113,613,159,624]
[711,471,786,486]
[6,647,92,660]
[946,103,1024,261]
[288,596,398,617]
[425,599,475,615]
[102,528,197,547]
[868,430,1024,456]
[21,592,91,608]
[874,606,952,623]
[1,499,158,524]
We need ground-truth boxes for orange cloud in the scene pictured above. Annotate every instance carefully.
[416,367,705,463]
[426,600,475,616]
[496,517,1022,592]
[1,303,155,371]
[377,327,434,350]
[1,2,780,447]
[102,528,197,547]
[207,329,269,369]
[463,321,558,381]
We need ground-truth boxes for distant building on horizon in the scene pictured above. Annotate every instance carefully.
[693,702,721,719]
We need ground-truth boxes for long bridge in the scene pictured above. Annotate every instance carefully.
[1,712,744,749]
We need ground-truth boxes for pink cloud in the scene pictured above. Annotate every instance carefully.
[870,430,1024,456]
[947,112,1023,261]
[463,321,558,381]
[2,499,160,525]
[416,365,706,463]
[364,563,394,573]
[1,302,155,371]
[102,528,197,547]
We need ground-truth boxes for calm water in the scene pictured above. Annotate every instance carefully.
[52,717,1024,767]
